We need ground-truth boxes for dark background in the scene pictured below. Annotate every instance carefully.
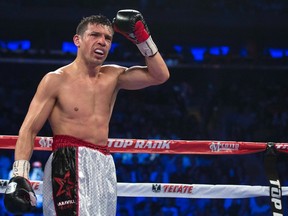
[0,1,288,215]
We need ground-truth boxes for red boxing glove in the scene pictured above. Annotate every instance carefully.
[113,9,158,57]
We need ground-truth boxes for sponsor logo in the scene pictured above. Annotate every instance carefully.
[210,141,239,152]
[107,139,171,149]
[163,185,193,194]
[270,179,283,216]
[54,171,74,198]
[0,180,8,188]
[39,137,53,148]
[31,181,40,191]
[152,184,193,194]
[152,184,161,193]
[57,199,76,207]
[57,199,76,210]
[54,171,75,211]
[276,144,288,150]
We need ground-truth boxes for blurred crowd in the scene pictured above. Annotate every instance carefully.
[0,62,288,215]
[1,0,288,69]
[1,0,288,13]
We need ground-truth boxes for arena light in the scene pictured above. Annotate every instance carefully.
[190,47,206,61]
[210,46,230,56]
[110,42,119,53]
[239,48,248,57]
[269,48,283,58]
[62,42,77,54]
[173,45,183,54]
[7,40,31,51]
[220,46,230,55]
[209,47,221,55]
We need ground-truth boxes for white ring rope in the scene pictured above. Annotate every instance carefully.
[0,180,288,198]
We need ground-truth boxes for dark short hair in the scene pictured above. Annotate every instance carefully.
[76,15,113,35]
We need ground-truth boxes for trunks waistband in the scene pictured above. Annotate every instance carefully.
[53,135,110,155]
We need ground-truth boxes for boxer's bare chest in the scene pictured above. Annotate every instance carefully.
[56,72,118,118]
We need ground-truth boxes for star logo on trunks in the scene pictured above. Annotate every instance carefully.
[54,171,74,198]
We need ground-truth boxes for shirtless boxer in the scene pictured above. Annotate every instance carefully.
[4,9,169,215]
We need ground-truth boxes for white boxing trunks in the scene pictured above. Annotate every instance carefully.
[42,135,117,216]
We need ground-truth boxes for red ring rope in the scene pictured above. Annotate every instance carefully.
[1,135,288,154]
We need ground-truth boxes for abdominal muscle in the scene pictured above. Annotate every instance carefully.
[49,104,112,146]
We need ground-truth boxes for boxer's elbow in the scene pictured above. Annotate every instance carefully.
[156,69,170,84]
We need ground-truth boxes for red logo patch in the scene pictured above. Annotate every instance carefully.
[54,171,74,198]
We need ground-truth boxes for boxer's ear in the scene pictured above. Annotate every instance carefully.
[73,34,80,47]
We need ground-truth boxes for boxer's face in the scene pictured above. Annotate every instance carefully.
[74,23,113,65]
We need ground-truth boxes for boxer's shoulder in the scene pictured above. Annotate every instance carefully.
[43,69,66,84]
[101,64,127,74]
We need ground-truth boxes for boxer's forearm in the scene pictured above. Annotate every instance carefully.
[145,52,170,84]
[15,125,37,161]
[15,134,35,161]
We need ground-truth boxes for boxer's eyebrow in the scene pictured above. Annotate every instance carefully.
[89,32,112,41]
